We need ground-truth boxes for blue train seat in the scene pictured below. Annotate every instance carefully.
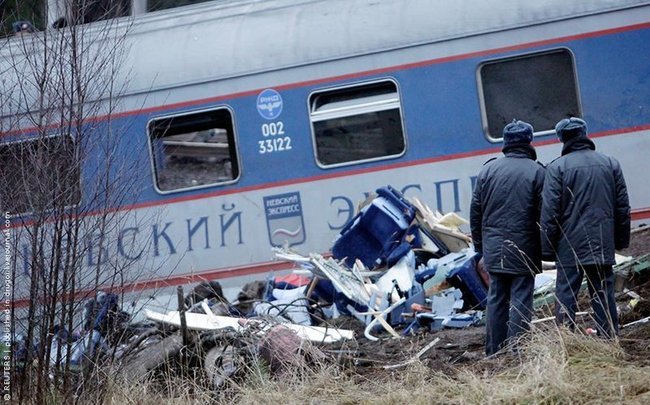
[332,186,416,268]
[444,249,487,309]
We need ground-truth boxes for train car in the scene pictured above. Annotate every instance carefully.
[2,0,650,313]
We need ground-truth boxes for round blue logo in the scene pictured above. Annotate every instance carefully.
[256,89,283,120]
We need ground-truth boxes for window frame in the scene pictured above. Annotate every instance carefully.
[146,105,241,195]
[307,78,407,169]
[476,47,582,142]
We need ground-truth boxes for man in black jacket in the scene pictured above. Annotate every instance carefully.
[470,120,545,356]
[540,117,630,338]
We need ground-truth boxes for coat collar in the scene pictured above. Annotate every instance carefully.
[503,144,537,160]
[561,137,595,156]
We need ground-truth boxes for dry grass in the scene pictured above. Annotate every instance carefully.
[101,372,215,405]
[100,326,650,405]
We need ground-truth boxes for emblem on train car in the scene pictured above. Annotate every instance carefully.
[256,88,283,120]
[263,192,305,247]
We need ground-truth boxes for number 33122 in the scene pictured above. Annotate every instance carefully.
[258,137,292,154]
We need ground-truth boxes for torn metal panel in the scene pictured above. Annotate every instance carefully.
[275,248,378,309]
[416,311,483,331]
[144,308,354,343]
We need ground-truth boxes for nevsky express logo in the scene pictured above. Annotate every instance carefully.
[263,191,305,247]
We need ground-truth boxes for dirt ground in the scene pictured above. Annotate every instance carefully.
[328,225,650,376]
[621,224,650,257]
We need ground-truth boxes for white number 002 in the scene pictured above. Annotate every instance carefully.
[261,122,285,137]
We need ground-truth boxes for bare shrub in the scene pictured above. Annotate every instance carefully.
[0,2,161,403]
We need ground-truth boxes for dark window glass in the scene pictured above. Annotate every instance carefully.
[147,0,213,12]
[310,81,406,167]
[479,49,581,139]
[80,0,131,23]
[0,135,81,214]
[148,108,239,192]
[1,0,45,38]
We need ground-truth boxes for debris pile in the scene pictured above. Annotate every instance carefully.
[272,185,487,342]
[123,185,491,386]
[11,186,650,394]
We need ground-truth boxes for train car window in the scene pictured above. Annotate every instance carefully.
[478,49,581,140]
[309,81,405,167]
[79,0,131,23]
[148,108,240,192]
[147,0,212,12]
[45,1,131,27]
[0,135,81,214]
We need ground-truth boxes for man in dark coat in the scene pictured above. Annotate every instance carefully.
[540,117,630,338]
[470,120,545,356]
